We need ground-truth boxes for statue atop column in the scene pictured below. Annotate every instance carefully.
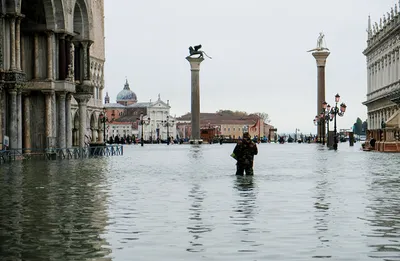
[188,45,212,59]
[307,32,329,52]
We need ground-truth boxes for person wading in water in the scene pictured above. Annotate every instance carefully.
[232,132,258,176]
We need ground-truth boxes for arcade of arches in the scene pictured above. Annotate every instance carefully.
[0,0,105,150]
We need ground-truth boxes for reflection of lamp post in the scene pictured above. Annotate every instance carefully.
[138,113,150,147]
[162,115,175,145]
[313,115,323,144]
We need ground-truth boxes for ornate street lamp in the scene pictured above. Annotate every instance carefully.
[322,101,334,147]
[313,115,323,143]
[329,93,347,150]
[162,115,175,145]
[138,113,150,147]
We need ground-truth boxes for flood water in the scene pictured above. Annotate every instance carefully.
[1,142,400,261]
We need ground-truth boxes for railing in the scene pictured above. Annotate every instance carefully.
[0,144,123,164]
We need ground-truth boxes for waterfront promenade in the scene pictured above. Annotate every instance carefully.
[0,143,399,260]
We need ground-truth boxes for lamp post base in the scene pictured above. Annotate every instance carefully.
[189,139,203,145]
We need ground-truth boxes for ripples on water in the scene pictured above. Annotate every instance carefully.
[1,143,400,260]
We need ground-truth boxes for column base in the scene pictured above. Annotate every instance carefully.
[189,139,203,145]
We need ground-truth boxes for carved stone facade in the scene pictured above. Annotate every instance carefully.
[0,0,105,151]
[363,3,400,151]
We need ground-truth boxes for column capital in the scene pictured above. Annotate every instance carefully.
[74,94,91,104]
[186,56,204,70]
[9,89,17,95]
[45,30,54,37]
[312,51,330,67]
[57,91,67,99]
[42,90,55,96]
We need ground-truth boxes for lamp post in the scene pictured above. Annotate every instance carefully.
[138,113,150,147]
[313,114,323,143]
[321,101,334,147]
[330,94,347,150]
[162,115,174,145]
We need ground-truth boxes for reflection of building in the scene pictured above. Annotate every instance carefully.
[176,112,276,140]
[103,80,176,141]
[0,0,105,150]
[363,6,400,151]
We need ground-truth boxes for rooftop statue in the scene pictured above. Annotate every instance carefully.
[307,32,329,52]
[188,45,212,59]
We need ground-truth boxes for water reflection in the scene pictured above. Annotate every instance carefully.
[0,160,111,261]
[186,184,212,253]
[312,169,332,259]
[365,160,400,260]
[232,176,259,253]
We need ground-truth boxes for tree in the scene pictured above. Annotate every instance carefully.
[253,112,270,124]
[353,117,363,135]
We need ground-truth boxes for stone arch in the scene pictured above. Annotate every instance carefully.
[72,0,90,40]
[20,0,64,30]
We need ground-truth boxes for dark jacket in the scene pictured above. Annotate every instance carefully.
[233,137,258,167]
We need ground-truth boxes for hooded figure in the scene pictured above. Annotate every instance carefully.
[232,132,258,175]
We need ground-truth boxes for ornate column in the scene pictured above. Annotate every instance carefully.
[43,91,54,147]
[17,90,22,151]
[20,31,25,71]
[33,33,39,79]
[66,93,72,148]
[58,92,66,148]
[75,95,90,147]
[186,56,204,144]
[10,16,16,70]
[67,41,74,81]
[59,34,66,80]
[16,16,21,71]
[9,89,17,149]
[23,93,31,152]
[311,50,330,141]
[0,88,2,149]
[367,66,371,93]
[82,41,93,84]
[46,31,54,80]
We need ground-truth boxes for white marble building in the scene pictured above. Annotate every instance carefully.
[363,6,400,131]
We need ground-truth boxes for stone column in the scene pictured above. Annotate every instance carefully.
[23,93,31,152]
[58,92,66,148]
[20,32,25,71]
[16,17,21,71]
[43,91,54,147]
[75,95,90,147]
[46,31,53,80]
[10,17,16,70]
[33,33,39,79]
[59,34,66,80]
[186,56,204,144]
[0,88,2,149]
[9,89,17,149]
[82,41,93,84]
[17,90,22,152]
[68,41,74,81]
[312,51,330,141]
[367,66,371,93]
[66,93,72,148]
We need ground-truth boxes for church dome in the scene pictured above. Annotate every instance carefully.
[116,79,137,103]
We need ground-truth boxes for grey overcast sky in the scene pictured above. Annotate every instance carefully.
[103,0,394,134]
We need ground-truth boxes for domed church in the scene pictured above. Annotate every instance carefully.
[116,80,137,106]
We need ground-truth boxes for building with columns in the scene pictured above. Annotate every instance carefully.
[0,0,105,151]
[103,80,177,142]
[363,3,400,151]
